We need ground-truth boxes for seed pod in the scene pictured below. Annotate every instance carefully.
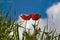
[37,28,42,32]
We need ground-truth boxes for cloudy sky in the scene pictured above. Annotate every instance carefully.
[0,0,60,40]
[46,2,60,33]
[0,0,60,19]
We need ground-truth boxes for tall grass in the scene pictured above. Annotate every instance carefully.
[0,9,60,40]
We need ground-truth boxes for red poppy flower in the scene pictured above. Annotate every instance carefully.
[30,14,41,20]
[20,14,31,20]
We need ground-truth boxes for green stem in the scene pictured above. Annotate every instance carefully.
[34,20,37,30]
[25,20,27,32]
[17,26,19,40]
[35,20,36,25]
[24,20,27,40]
[37,19,40,27]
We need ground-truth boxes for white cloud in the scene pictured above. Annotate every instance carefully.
[46,2,60,34]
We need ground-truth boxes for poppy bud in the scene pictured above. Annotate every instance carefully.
[37,28,42,32]
[44,32,49,35]
[32,24,37,29]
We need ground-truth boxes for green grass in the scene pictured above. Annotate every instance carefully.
[0,10,60,40]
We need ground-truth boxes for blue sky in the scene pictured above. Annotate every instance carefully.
[0,0,60,20]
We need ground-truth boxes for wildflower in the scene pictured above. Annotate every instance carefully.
[20,14,31,33]
[30,14,41,20]
[30,14,41,29]
[20,14,31,20]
